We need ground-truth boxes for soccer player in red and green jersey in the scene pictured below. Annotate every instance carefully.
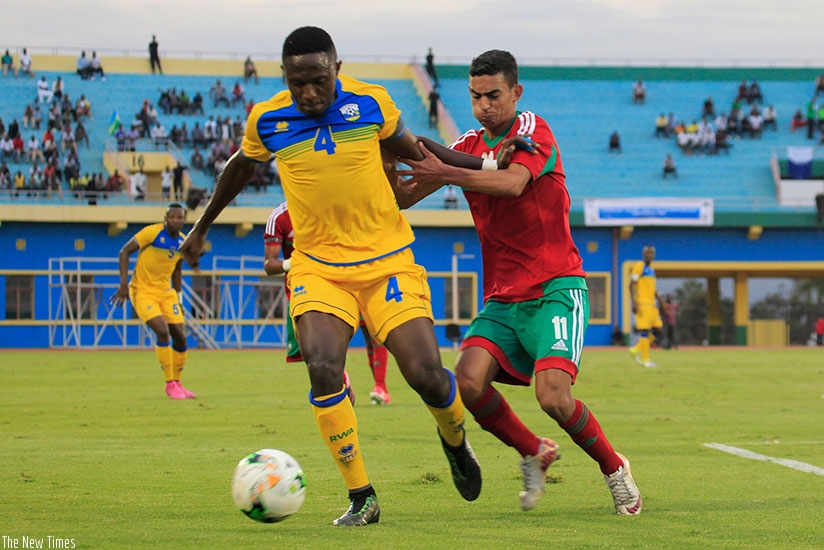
[398,49,642,515]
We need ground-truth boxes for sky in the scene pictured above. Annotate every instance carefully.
[3,0,822,66]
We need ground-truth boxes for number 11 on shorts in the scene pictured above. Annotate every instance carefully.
[552,315,568,339]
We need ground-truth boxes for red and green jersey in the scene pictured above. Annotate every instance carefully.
[450,111,585,303]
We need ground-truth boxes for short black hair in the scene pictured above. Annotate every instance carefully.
[167,203,184,211]
[282,26,336,58]
[469,50,519,87]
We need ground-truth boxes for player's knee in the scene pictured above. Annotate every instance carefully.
[537,390,573,423]
[454,363,485,405]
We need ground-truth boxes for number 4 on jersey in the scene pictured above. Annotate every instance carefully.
[385,276,403,303]
[313,126,336,154]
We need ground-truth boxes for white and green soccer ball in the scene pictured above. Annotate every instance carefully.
[231,449,306,523]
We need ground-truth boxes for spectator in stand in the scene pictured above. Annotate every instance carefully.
[129,168,146,200]
[125,125,140,151]
[608,130,622,154]
[748,80,763,104]
[22,104,35,129]
[149,35,162,74]
[428,87,440,129]
[815,316,824,346]
[37,76,53,103]
[209,79,230,107]
[106,170,125,193]
[817,103,824,133]
[178,90,191,114]
[89,51,105,80]
[0,134,13,164]
[53,76,65,100]
[12,134,25,163]
[160,166,173,199]
[702,97,715,118]
[190,148,205,172]
[245,99,255,116]
[61,123,77,153]
[190,123,206,149]
[13,170,26,196]
[191,92,204,115]
[443,184,458,209]
[32,104,42,130]
[151,122,169,148]
[231,82,245,107]
[172,162,187,201]
[76,51,92,80]
[654,113,669,138]
[19,48,34,77]
[425,47,438,86]
[244,56,259,84]
[8,119,20,141]
[736,80,749,103]
[44,161,62,199]
[2,49,18,77]
[632,79,646,104]
[806,99,817,140]
[747,107,763,138]
[75,95,92,120]
[75,120,90,149]
[203,116,218,143]
[663,154,677,179]
[27,135,45,163]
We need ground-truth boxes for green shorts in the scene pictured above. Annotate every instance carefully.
[461,277,589,385]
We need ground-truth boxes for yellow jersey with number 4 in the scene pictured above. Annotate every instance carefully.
[241,74,413,266]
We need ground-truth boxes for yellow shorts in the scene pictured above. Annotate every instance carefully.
[287,248,433,344]
[635,302,663,331]
[130,287,184,324]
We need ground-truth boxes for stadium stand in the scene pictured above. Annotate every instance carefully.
[0,69,445,207]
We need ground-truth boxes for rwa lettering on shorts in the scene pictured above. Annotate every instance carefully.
[2,535,77,549]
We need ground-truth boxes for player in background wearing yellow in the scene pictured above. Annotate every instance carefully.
[264,201,392,404]
[180,27,521,526]
[628,245,668,368]
[111,203,195,400]
[396,49,642,515]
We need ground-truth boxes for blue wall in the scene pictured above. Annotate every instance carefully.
[4,220,822,348]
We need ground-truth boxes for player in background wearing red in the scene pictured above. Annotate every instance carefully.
[264,201,391,404]
[397,49,642,515]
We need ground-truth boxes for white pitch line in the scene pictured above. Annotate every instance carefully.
[704,443,824,476]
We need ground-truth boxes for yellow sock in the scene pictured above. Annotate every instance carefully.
[155,343,174,382]
[424,369,466,448]
[172,347,187,381]
[311,385,370,491]
[638,337,651,363]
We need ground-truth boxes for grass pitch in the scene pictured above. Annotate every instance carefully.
[1,347,822,549]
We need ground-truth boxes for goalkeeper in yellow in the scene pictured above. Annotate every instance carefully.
[111,203,195,399]
[628,245,668,368]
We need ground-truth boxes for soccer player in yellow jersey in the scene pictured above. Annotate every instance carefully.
[628,245,668,368]
[180,26,512,527]
[111,203,195,400]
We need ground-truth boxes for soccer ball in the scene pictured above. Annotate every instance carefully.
[231,449,306,523]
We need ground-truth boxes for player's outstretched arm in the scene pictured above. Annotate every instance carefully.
[181,151,256,268]
[111,238,139,306]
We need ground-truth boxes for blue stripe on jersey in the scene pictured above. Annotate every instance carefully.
[151,228,184,252]
[304,243,412,267]
[255,80,386,155]
[642,265,656,277]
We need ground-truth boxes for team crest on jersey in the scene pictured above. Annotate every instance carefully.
[339,103,360,122]
[275,121,289,133]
